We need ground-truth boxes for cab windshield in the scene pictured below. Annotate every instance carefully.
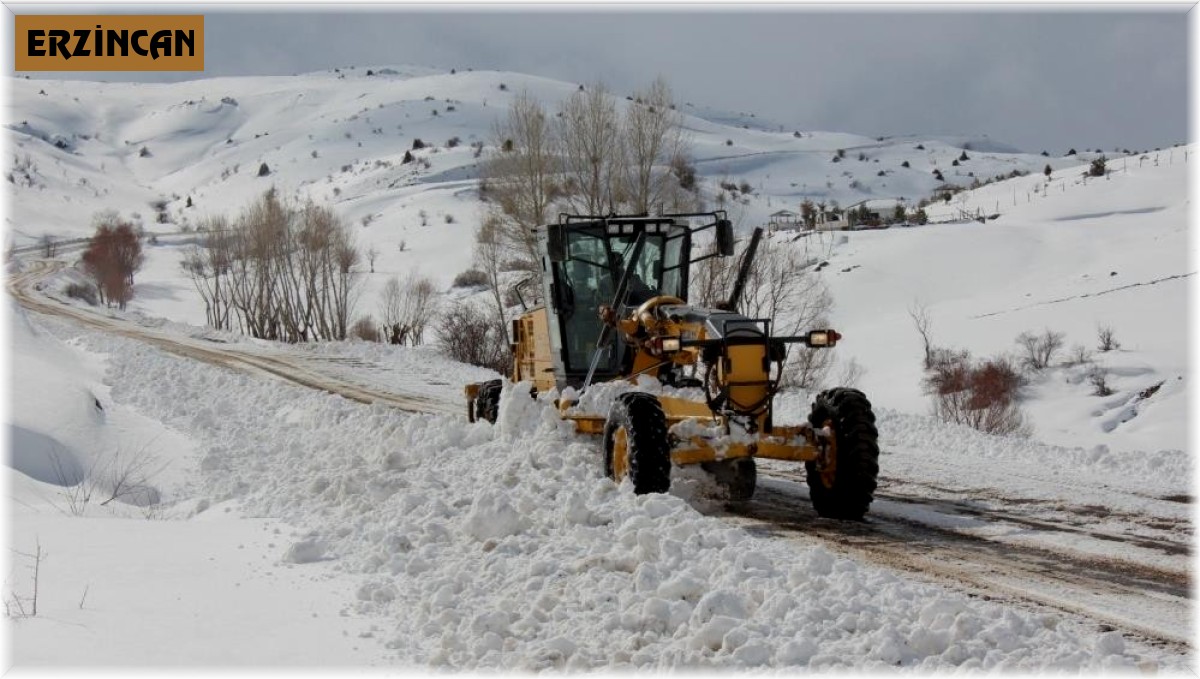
[555,224,687,372]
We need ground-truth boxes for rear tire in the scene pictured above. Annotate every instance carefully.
[603,392,671,494]
[474,379,503,424]
[702,458,757,501]
[805,388,879,520]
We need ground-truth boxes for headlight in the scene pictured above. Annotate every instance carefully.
[660,337,681,352]
[806,329,841,348]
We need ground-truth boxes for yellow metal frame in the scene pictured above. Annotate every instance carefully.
[511,307,557,394]
[464,383,481,423]
[670,425,824,465]
[559,395,833,471]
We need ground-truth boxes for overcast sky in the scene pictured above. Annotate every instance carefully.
[7,7,1189,153]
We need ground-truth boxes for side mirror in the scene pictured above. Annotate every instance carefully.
[715,219,734,257]
[547,224,568,262]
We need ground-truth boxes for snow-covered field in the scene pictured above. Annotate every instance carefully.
[3,66,1192,670]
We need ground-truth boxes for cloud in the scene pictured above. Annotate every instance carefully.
[10,8,1187,152]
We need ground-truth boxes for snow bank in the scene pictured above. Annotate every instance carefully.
[7,302,198,509]
[38,317,1176,672]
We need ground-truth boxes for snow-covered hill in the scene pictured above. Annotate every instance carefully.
[6,66,1106,275]
[819,153,1190,452]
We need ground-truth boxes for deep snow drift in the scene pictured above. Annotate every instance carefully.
[7,306,1186,670]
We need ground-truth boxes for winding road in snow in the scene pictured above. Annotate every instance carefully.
[9,258,1191,653]
[8,260,457,415]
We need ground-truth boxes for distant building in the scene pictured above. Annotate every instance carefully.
[767,209,804,233]
[845,198,908,228]
[815,208,847,231]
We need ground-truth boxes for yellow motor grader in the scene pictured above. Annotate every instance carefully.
[465,212,879,520]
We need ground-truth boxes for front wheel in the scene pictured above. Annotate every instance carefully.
[603,392,671,494]
[805,388,879,520]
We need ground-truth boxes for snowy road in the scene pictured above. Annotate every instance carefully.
[8,260,458,415]
[9,260,1191,656]
[725,475,1189,651]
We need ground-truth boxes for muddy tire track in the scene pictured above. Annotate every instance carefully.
[724,477,1191,651]
[9,260,456,415]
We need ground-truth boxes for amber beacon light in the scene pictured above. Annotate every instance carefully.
[15,15,204,71]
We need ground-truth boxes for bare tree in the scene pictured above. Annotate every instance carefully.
[379,276,405,344]
[909,301,936,369]
[483,91,557,269]
[409,275,437,345]
[622,77,687,214]
[366,245,379,273]
[378,272,438,346]
[1097,325,1121,352]
[480,77,692,274]
[1065,344,1094,367]
[1015,329,1065,371]
[557,81,623,215]
[182,216,233,330]
[689,242,738,309]
[81,215,144,310]
[435,301,510,374]
[475,212,511,353]
[187,189,359,342]
[835,358,865,390]
[1087,365,1114,396]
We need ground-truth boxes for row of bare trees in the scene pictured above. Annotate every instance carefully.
[452,78,701,372]
[481,78,697,273]
[183,189,359,342]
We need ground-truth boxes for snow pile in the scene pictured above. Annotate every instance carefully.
[878,408,1188,489]
[34,318,1176,672]
[565,375,707,418]
[6,302,197,509]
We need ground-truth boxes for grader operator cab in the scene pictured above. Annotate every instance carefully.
[465,212,879,520]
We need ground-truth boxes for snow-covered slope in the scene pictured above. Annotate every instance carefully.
[6,66,1100,269]
[817,154,1190,451]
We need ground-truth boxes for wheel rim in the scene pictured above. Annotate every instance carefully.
[819,420,838,489]
[612,426,630,481]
